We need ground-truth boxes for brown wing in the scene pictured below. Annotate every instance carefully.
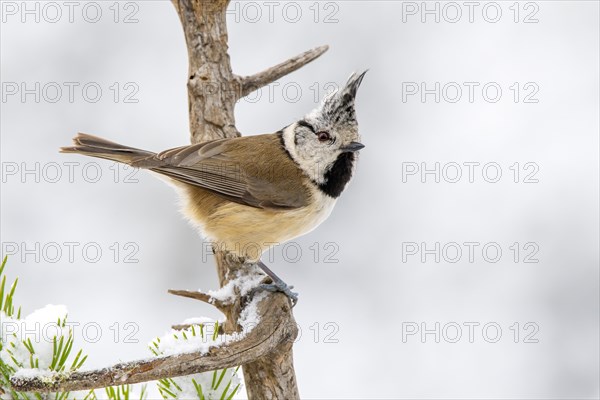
[138,134,310,210]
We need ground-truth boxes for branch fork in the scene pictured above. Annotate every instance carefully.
[10,289,297,393]
[13,0,328,397]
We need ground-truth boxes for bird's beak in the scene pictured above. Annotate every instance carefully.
[341,142,365,153]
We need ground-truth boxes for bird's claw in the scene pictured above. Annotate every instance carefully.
[256,282,299,306]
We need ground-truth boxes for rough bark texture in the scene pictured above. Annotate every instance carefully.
[172,0,241,143]
[172,1,327,397]
[10,295,298,393]
[11,0,328,397]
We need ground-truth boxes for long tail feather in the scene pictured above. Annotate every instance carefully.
[60,133,157,166]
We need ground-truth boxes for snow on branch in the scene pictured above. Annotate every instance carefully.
[11,0,324,396]
[10,293,297,393]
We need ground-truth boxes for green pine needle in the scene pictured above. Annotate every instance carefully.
[159,385,177,399]
[0,256,7,274]
[226,383,241,400]
[192,379,205,400]
[211,370,217,390]
[219,380,232,400]
[212,321,220,341]
[213,368,228,390]
[0,257,90,400]
[0,275,6,311]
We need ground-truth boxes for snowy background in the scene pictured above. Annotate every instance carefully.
[1,1,599,398]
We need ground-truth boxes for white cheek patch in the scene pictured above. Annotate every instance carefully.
[282,124,329,185]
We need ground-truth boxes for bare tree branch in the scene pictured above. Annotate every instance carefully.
[10,294,297,393]
[239,45,329,97]
[168,288,231,314]
[172,323,223,333]
[12,0,326,397]
[168,289,215,304]
[159,1,314,396]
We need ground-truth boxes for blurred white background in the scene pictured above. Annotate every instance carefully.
[1,1,599,398]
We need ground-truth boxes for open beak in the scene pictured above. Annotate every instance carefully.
[341,141,365,153]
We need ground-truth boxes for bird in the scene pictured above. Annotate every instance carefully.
[61,71,367,305]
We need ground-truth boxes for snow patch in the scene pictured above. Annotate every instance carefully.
[182,316,218,326]
[239,292,266,328]
[205,271,264,304]
[11,368,53,380]
[151,292,267,358]
[1,305,70,371]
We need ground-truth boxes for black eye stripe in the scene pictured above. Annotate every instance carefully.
[297,120,315,133]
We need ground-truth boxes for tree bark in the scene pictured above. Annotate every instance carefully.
[172,0,241,143]
[10,295,298,393]
[11,1,328,397]
[171,1,327,398]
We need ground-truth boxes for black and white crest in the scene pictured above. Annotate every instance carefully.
[307,71,367,129]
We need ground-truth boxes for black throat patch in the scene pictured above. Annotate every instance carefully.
[318,152,355,198]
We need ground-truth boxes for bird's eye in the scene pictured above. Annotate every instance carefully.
[317,132,331,142]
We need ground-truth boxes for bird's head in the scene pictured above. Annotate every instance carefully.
[282,71,367,192]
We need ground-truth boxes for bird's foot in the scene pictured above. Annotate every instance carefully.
[251,260,299,306]
[255,280,299,307]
